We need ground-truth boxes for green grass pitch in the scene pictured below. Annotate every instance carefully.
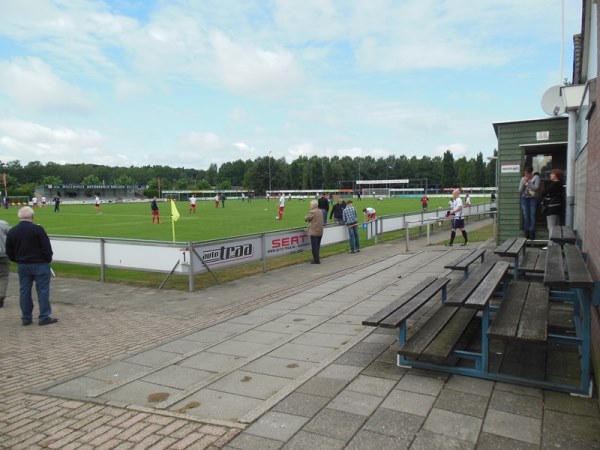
[0,197,483,242]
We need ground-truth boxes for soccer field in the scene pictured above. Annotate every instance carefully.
[0,196,485,242]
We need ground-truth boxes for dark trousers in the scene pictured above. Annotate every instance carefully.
[310,235,322,262]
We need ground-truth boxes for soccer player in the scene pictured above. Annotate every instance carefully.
[277,192,285,220]
[151,197,160,223]
[189,194,196,213]
[95,195,101,213]
[362,207,376,222]
[445,189,468,246]
[214,194,219,208]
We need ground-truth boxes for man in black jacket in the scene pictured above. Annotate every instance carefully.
[318,194,330,224]
[329,196,346,224]
[6,206,58,326]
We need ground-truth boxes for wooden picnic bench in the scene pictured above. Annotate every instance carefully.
[549,226,577,245]
[517,248,546,277]
[444,247,486,280]
[494,237,527,280]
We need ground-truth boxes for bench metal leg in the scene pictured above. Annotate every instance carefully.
[513,256,519,280]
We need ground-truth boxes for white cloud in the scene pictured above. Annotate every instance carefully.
[180,132,223,151]
[0,57,92,114]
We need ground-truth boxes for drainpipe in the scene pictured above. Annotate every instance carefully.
[565,109,577,227]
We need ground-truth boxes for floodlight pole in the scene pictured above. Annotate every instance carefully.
[268,151,272,194]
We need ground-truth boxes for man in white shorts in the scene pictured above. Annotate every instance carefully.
[445,189,468,246]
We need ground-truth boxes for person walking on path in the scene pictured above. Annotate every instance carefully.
[5,206,58,325]
[342,200,360,253]
[277,192,286,220]
[151,197,160,224]
[519,166,540,240]
[540,168,564,231]
[329,196,346,224]
[305,200,324,264]
[0,219,10,308]
[445,189,468,247]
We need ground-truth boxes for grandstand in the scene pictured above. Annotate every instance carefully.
[34,184,146,204]
[162,189,255,201]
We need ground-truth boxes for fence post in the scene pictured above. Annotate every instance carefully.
[188,241,195,292]
[99,238,105,282]
[426,222,431,246]
[261,233,267,272]
[405,222,410,252]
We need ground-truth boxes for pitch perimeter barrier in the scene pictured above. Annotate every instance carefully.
[49,203,494,291]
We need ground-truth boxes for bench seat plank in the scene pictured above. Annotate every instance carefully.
[362,277,438,326]
[421,308,478,360]
[520,249,544,273]
[464,261,509,309]
[544,245,566,287]
[495,238,516,254]
[506,238,527,257]
[379,278,450,328]
[444,259,498,306]
[398,306,458,358]
[564,244,594,288]
[487,281,528,339]
[534,249,547,272]
[445,248,485,270]
[517,283,548,342]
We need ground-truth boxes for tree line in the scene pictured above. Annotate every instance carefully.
[1,150,497,198]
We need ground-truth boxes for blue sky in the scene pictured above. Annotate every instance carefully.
[0,0,581,169]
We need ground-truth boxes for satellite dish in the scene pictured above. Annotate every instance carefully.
[541,85,566,116]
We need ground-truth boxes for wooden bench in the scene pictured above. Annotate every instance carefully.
[444,248,486,280]
[397,261,509,364]
[488,281,549,343]
[494,237,527,280]
[517,248,546,277]
[549,226,577,245]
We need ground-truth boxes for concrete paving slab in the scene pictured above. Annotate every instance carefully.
[293,303,343,317]
[444,374,494,397]
[179,350,244,372]
[489,389,543,419]
[207,339,272,357]
[208,321,256,334]
[303,408,366,441]
[543,390,600,418]
[327,390,382,417]
[310,322,366,336]
[482,409,541,445]
[493,381,543,399]
[45,375,110,397]
[209,370,292,400]
[317,364,363,381]
[333,350,379,368]
[291,331,354,349]
[395,373,445,396]
[434,388,489,418]
[542,409,600,443]
[182,329,237,344]
[255,321,312,335]
[296,376,349,398]
[477,432,537,450]
[345,375,397,398]
[155,339,206,354]
[242,356,316,379]
[272,313,326,326]
[410,429,475,450]
[85,360,148,382]
[362,408,424,440]
[101,379,183,408]
[345,429,410,450]
[230,329,290,345]
[271,392,330,418]
[245,411,309,441]
[122,349,180,368]
[283,430,346,450]
[141,365,215,390]
[423,408,483,444]
[169,388,263,422]
[361,361,406,380]
[381,389,435,416]
[326,313,364,325]
[227,433,283,450]
[268,343,336,363]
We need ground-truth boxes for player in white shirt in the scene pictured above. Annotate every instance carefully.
[277,193,285,220]
[446,189,468,246]
[189,195,196,213]
[95,195,101,213]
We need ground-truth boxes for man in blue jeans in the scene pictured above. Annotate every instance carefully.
[6,206,58,326]
[343,200,360,253]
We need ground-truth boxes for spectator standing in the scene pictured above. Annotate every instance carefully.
[305,200,324,264]
[95,194,101,213]
[343,200,360,253]
[518,167,540,240]
[53,196,60,213]
[318,194,330,224]
[540,168,564,231]
[329,197,347,224]
[6,206,57,325]
[465,193,471,207]
[277,192,285,220]
[0,219,10,308]
[151,197,160,223]
[189,194,197,213]
[445,189,468,246]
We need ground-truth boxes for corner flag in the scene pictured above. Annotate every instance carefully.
[171,200,180,242]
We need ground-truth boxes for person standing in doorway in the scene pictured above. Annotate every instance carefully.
[6,206,57,325]
[445,189,468,246]
[540,168,564,231]
[518,167,540,240]
[305,200,324,264]
[151,197,160,223]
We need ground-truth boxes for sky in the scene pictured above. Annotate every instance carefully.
[0,0,582,170]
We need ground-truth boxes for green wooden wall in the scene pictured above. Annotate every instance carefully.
[494,118,568,242]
